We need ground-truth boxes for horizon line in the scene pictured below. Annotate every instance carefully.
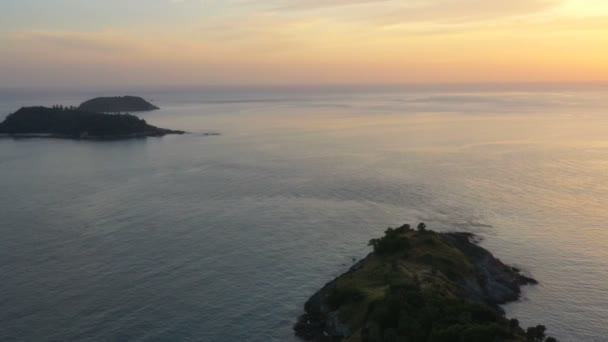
[1,80,608,92]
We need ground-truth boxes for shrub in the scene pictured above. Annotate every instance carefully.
[369,228,410,255]
[327,286,367,310]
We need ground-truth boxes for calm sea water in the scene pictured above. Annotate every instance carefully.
[0,85,607,341]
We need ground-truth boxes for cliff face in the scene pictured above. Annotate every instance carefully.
[295,226,547,342]
[77,96,159,113]
[440,233,537,307]
[0,107,183,139]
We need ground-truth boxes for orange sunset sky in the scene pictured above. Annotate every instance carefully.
[1,0,607,87]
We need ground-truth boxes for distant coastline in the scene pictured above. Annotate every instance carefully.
[0,132,182,140]
[0,106,184,140]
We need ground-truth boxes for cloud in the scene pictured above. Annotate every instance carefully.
[10,30,131,53]
[389,0,561,22]
[1,0,606,87]
[274,0,391,10]
[272,0,561,24]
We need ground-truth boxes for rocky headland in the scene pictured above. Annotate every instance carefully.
[295,224,555,342]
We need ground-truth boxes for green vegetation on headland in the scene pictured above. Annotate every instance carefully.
[78,96,159,113]
[295,224,557,342]
[0,106,184,140]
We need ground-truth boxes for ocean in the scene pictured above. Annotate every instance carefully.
[0,84,607,341]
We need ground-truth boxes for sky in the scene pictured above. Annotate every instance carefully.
[1,0,607,87]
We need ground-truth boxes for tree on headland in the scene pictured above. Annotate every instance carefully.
[417,222,427,232]
[368,227,410,255]
[526,325,558,342]
[397,224,411,232]
[509,318,520,330]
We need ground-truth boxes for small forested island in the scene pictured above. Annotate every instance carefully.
[295,224,557,342]
[78,96,159,113]
[0,106,184,140]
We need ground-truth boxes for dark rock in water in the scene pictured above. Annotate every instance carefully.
[295,225,555,342]
[0,106,184,140]
[78,96,159,113]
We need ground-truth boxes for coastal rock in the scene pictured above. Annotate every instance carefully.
[440,232,537,307]
[295,259,367,341]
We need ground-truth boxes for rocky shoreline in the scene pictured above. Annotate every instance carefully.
[294,225,548,342]
[440,232,537,307]
[295,258,367,341]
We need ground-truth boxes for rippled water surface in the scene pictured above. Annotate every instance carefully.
[0,85,607,341]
